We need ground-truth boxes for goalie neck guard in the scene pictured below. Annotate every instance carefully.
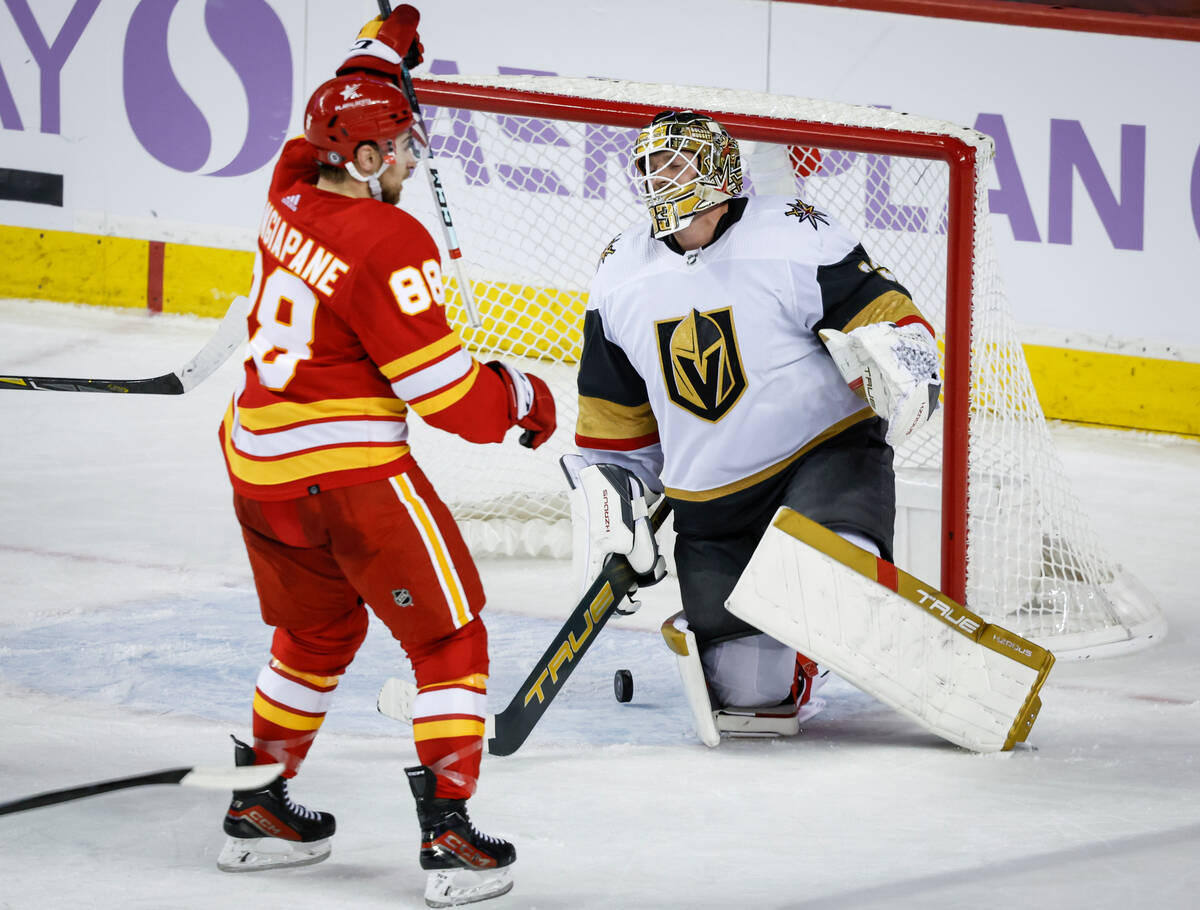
[629,110,743,239]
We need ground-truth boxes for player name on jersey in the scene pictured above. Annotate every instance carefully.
[258,201,350,298]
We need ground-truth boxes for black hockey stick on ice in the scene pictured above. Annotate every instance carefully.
[379,499,671,756]
[0,295,248,394]
[0,760,283,816]
[374,0,481,328]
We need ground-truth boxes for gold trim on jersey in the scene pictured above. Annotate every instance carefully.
[664,408,875,502]
[575,396,659,442]
[842,290,923,332]
[379,333,463,381]
[409,360,480,416]
[222,407,410,485]
[236,396,409,432]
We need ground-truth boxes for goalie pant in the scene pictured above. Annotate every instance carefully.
[576,417,894,720]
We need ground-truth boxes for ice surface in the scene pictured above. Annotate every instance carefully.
[1,299,1198,908]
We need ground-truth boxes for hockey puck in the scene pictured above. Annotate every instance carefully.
[613,669,633,703]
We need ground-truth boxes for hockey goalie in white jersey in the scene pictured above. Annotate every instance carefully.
[566,110,946,746]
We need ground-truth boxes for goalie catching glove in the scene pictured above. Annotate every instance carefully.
[819,321,941,447]
[561,455,666,613]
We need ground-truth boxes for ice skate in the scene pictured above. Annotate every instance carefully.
[715,651,829,736]
[216,737,335,872]
[407,765,515,907]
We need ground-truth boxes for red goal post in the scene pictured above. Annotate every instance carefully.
[399,74,1164,658]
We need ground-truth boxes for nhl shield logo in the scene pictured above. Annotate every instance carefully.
[391,588,413,608]
[655,307,747,422]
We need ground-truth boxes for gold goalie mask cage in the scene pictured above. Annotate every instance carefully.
[630,111,744,238]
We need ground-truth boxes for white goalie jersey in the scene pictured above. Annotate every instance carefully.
[574,195,931,502]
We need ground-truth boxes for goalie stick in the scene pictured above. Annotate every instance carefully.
[0,761,284,816]
[375,0,481,328]
[379,499,672,756]
[0,295,249,395]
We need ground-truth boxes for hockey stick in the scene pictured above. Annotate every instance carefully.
[0,295,249,394]
[375,0,482,328]
[0,761,284,816]
[379,499,672,756]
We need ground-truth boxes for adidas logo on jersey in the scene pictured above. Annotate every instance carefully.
[281,194,301,211]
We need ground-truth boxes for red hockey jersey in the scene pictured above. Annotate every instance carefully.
[220,138,515,500]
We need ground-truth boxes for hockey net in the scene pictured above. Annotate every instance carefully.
[400,74,1164,659]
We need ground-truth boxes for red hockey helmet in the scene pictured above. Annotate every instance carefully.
[303,74,414,167]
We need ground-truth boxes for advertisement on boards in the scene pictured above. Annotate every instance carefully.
[1,0,1197,433]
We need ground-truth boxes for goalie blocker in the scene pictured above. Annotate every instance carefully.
[562,454,665,604]
[727,507,1054,752]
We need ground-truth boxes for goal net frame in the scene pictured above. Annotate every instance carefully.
[401,73,1164,659]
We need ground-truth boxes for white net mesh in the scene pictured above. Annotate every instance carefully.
[399,75,1164,658]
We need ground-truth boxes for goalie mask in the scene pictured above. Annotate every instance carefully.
[303,74,415,196]
[629,111,743,239]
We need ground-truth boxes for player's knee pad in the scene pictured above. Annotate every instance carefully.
[408,616,489,688]
[270,606,370,675]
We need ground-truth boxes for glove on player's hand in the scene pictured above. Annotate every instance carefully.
[486,361,557,450]
[820,321,941,448]
[337,4,424,84]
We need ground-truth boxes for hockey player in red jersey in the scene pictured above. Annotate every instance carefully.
[216,8,546,905]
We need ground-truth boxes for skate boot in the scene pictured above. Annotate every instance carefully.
[216,736,335,872]
[794,651,830,723]
[407,765,515,908]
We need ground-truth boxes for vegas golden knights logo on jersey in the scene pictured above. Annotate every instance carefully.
[655,307,747,422]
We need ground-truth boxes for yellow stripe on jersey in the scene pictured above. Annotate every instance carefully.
[842,290,925,332]
[253,692,326,731]
[576,396,659,442]
[223,407,410,485]
[379,333,463,381]
[270,657,340,689]
[389,474,472,628]
[665,409,875,501]
[412,718,487,742]
[409,360,480,416]
[236,396,409,432]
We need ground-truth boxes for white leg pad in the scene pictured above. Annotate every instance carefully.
[726,507,1055,753]
[660,613,720,747]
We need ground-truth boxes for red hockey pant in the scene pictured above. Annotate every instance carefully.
[235,467,489,799]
